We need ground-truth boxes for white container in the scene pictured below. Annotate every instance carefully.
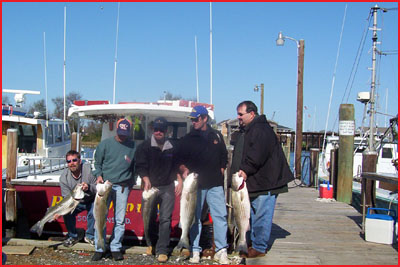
[365,208,396,245]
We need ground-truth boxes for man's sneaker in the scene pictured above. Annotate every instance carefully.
[157,254,168,263]
[84,236,95,246]
[91,252,104,261]
[146,246,155,256]
[214,248,230,264]
[189,251,200,264]
[63,237,79,247]
[111,251,124,261]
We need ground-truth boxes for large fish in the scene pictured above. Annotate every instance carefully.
[30,184,85,237]
[173,172,198,254]
[231,172,250,255]
[94,181,113,251]
[142,187,160,246]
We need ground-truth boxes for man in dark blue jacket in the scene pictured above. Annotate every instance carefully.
[135,117,182,263]
[177,105,230,264]
[234,100,294,258]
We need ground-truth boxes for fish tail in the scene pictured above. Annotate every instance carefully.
[30,221,43,237]
[176,235,190,250]
[237,240,248,254]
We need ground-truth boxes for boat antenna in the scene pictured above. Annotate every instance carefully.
[43,32,48,125]
[209,2,213,105]
[322,4,347,153]
[113,2,120,104]
[195,35,199,102]
[63,6,67,132]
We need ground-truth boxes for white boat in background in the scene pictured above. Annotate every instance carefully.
[318,134,398,182]
[2,89,71,179]
[10,98,215,239]
[68,99,214,144]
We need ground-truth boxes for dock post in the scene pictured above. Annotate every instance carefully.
[361,152,377,218]
[337,104,354,204]
[330,147,339,199]
[5,129,18,237]
[71,132,81,153]
[310,148,319,188]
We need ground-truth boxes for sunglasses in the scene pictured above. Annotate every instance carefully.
[154,128,165,133]
[190,117,200,122]
[66,158,79,164]
[237,112,250,117]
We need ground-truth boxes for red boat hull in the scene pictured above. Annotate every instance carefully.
[15,184,182,239]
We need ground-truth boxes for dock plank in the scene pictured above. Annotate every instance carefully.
[247,181,398,265]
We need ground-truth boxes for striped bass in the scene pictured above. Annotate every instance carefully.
[30,184,84,237]
[94,181,113,251]
[231,172,250,255]
[173,172,198,254]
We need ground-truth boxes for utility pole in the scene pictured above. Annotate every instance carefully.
[295,40,305,180]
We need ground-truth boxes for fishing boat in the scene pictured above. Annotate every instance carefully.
[10,99,214,240]
[2,89,71,180]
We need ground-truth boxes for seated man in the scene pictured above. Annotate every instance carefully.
[57,150,97,247]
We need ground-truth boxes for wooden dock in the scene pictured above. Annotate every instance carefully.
[247,181,398,265]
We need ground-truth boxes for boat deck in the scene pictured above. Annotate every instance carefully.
[247,180,398,265]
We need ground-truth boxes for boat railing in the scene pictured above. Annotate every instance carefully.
[24,157,68,178]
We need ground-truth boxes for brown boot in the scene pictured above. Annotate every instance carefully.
[247,247,266,258]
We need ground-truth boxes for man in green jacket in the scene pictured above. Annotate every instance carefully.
[91,118,136,261]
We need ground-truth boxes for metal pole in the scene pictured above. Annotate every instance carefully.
[295,40,304,180]
[113,2,120,104]
[368,6,378,152]
[209,2,213,105]
[63,6,66,131]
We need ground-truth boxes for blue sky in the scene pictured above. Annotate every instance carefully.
[2,2,398,132]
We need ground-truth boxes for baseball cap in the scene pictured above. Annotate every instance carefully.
[116,118,132,136]
[188,105,208,119]
[153,117,168,131]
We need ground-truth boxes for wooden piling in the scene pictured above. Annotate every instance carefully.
[337,104,354,204]
[310,148,319,188]
[71,132,81,152]
[361,152,377,214]
[330,147,339,199]
[5,129,18,237]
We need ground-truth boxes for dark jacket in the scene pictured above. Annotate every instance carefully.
[177,125,228,189]
[134,135,177,187]
[239,115,294,193]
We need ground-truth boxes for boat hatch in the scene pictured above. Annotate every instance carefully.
[16,124,37,153]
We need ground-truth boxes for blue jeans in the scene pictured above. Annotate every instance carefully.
[63,202,94,240]
[248,192,277,252]
[190,186,228,253]
[95,184,131,253]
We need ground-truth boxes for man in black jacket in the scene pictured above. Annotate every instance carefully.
[177,105,230,264]
[135,117,182,263]
[234,100,294,258]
